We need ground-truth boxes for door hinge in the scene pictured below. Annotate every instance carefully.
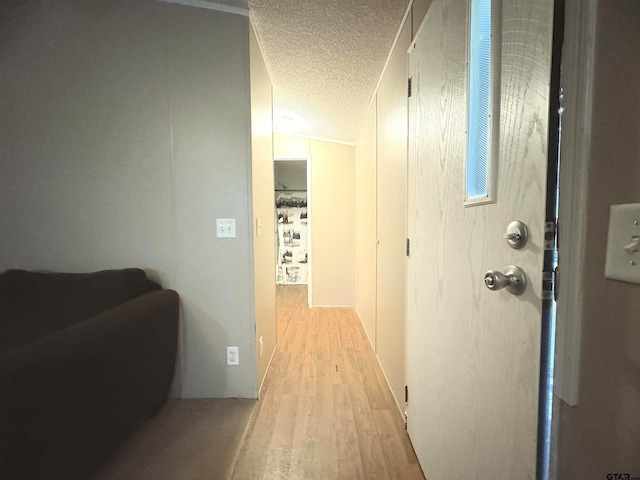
[542,266,559,301]
[544,221,558,251]
[542,271,554,300]
[404,385,409,403]
[407,77,412,98]
[406,238,410,257]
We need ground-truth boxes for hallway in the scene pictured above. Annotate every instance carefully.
[232,285,424,479]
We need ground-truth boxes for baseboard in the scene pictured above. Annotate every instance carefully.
[257,343,278,398]
[353,308,406,420]
[354,305,376,350]
[311,304,355,308]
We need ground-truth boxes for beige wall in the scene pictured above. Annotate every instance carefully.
[556,0,640,476]
[249,24,276,393]
[310,139,355,306]
[274,133,355,306]
[0,0,258,398]
[354,105,377,344]
[351,0,442,414]
[353,10,413,410]
[274,134,310,159]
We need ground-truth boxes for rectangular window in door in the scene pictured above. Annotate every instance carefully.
[466,0,500,206]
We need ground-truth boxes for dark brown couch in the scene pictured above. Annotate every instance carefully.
[0,268,179,480]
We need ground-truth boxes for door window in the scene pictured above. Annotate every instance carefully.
[466,0,499,205]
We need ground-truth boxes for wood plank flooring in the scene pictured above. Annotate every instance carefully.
[232,285,424,480]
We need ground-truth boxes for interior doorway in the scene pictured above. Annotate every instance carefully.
[273,157,311,339]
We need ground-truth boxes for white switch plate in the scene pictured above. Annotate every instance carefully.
[605,204,640,284]
[216,219,236,238]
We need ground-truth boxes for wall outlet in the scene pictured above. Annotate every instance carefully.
[226,346,239,365]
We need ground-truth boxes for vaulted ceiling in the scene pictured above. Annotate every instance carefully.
[201,0,411,143]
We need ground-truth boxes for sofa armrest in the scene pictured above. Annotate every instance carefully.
[0,289,179,480]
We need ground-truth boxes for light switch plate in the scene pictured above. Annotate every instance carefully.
[605,204,640,284]
[216,219,236,238]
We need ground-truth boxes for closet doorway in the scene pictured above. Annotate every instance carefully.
[274,157,311,310]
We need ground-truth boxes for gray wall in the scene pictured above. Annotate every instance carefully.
[556,0,640,475]
[0,0,258,398]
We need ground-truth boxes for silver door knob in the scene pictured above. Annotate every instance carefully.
[484,265,527,295]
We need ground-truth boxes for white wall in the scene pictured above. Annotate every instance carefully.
[375,16,411,408]
[0,0,258,398]
[353,8,413,409]
[274,133,355,306]
[354,105,378,345]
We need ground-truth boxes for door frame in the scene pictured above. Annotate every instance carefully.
[273,156,312,307]
[552,0,596,407]
[548,0,597,476]
[537,1,566,477]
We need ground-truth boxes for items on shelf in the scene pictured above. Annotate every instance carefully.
[276,191,308,285]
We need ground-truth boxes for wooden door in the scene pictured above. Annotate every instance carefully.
[406,0,555,479]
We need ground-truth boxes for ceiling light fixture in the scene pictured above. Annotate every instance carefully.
[276,112,304,134]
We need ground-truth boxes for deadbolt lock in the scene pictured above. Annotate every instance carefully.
[503,221,529,249]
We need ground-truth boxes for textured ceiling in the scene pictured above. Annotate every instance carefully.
[248,0,410,143]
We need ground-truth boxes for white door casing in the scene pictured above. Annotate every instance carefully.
[406,0,555,479]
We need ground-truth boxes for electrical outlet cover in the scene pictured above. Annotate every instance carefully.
[605,204,640,284]
[226,346,239,365]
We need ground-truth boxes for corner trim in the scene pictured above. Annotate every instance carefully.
[355,0,413,144]
[157,0,249,17]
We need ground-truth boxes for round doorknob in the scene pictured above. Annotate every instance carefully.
[484,265,527,295]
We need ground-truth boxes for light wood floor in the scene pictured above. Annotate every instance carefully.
[232,285,425,480]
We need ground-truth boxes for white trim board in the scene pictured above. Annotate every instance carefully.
[355,0,413,144]
[273,130,355,147]
[257,341,278,398]
[554,0,597,407]
[311,304,355,308]
[157,0,249,16]
[250,17,272,74]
